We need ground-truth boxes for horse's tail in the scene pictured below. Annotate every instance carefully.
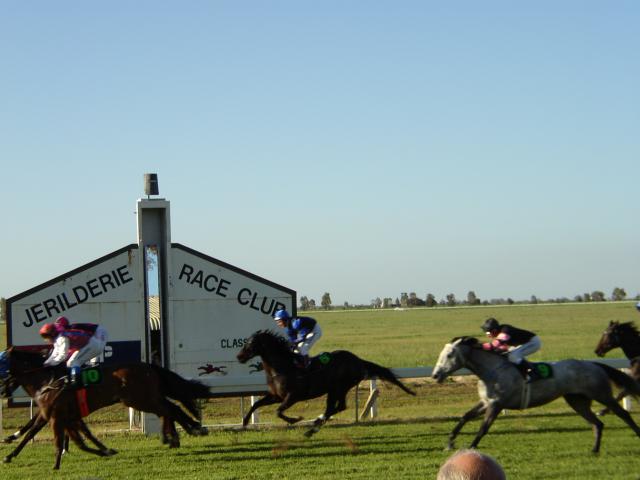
[593,362,640,398]
[361,360,416,396]
[150,365,212,418]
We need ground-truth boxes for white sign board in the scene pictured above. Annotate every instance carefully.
[168,244,296,393]
[6,245,145,364]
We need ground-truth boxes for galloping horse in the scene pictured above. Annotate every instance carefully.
[432,337,640,453]
[0,348,211,469]
[595,321,640,415]
[236,330,415,437]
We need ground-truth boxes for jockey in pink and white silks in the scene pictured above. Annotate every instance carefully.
[273,309,322,369]
[40,316,108,385]
[480,317,541,379]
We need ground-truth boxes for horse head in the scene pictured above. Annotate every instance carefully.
[595,321,639,358]
[0,350,12,397]
[595,321,623,357]
[0,347,55,398]
[432,337,478,383]
[237,330,291,365]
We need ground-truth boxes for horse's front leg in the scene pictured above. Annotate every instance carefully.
[65,427,111,457]
[276,393,303,425]
[52,418,66,470]
[3,415,48,463]
[447,402,486,450]
[242,394,280,427]
[469,403,502,449]
[76,420,117,456]
[2,415,39,444]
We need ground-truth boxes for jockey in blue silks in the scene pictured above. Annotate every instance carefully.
[273,309,322,369]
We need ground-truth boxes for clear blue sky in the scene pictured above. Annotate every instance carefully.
[1,2,638,306]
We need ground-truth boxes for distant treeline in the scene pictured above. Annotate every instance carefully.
[299,287,639,311]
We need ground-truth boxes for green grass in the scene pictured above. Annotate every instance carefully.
[2,411,640,479]
[2,302,640,478]
[311,301,635,366]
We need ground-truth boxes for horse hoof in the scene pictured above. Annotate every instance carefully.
[106,449,118,456]
[198,426,209,436]
[304,429,317,438]
[3,456,12,464]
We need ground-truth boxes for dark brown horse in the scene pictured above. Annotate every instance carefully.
[0,347,211,469]
[236,330,415,437]
[595,321,640,415]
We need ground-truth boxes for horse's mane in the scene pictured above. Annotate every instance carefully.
[614,321,640,338]
[253,330,294,356]
[8,347,46,365]
[452,336,480,347]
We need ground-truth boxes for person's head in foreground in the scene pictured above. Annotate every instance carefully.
[437,449,506,480]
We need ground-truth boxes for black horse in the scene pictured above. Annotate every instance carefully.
[236,330,415,437]
[595,321,640,415]
[0,347,211,469]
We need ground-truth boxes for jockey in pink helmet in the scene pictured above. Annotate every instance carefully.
[40,316,108,386]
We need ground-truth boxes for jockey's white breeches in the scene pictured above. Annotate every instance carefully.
[67,326,108,368]
[508,335,541,364]
[295,324,323,356]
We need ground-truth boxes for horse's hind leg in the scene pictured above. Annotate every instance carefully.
[602,398,640,440]
[563,394,603,453]
[598,390,627,417]
[161,416,180,448]
[305,391,344,438]
[448,401,486,450]
[164,401,207,436]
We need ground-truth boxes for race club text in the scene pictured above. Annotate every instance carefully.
[178,263,286,315]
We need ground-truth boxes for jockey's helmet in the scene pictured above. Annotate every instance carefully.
[39,323,58,338]
[54,316,70,332]
[481,317,500,333]
[273,309,290,322]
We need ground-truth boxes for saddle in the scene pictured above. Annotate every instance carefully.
[308,352,332,371]
[515,360,553,382]
[68,365,103,389]
[293,352,332,373]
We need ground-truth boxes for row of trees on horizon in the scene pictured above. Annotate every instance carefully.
[299,287,639,311]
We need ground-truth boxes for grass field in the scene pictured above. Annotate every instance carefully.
[2,302,640,478]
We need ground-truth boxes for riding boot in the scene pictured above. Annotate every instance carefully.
[518,360,538,382]
[293,354,307,370]
[514,361,531,381]
[301,355,310,369]
[68,366,82,388]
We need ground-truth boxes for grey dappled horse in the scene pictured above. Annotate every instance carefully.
[432,337,640,453]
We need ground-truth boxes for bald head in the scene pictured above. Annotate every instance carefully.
[437,449,506,480]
